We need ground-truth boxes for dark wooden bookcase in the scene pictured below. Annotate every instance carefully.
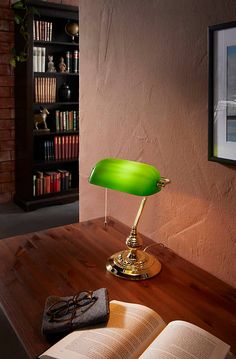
[14,0,79,211]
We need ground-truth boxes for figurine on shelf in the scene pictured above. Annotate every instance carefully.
[59,57,66,73]
[47,55,56,72]
[34,107,50,131]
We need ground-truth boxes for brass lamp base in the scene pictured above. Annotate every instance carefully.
[106,249,161,280]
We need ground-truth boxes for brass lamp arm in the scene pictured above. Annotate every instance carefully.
[158,177,170,189]
[133,197,147,230]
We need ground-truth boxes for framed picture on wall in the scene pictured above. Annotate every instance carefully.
[208,21,236,165]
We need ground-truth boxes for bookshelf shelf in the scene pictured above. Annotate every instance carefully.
[34,187,78,199]
[33,130,79,137]
[14,0,79,211]
[33,158,78,168]
[14,189,78,212]
[34,41,79,47]
[33,103,79,110]
[34,72,79,77]
[33,102,79,107]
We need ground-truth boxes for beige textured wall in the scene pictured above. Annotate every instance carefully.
[79,0,236,287]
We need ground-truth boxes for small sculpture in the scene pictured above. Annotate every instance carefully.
[34,107,49,130]
[47,55,56,72]
[59,57,66,72]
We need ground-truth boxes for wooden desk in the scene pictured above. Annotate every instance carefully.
[0,217,235,358]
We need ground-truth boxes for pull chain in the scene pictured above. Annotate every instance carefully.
[104,188,108,228]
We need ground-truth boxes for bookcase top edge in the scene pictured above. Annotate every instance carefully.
[26,0,78,13]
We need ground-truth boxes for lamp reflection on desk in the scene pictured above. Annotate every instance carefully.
[88,158,170,281]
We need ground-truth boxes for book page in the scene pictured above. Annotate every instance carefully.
[39,300,166,359]
[140,320,230,359]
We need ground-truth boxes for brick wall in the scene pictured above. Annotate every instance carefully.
[0,0,15,203]
[0,0,78,204]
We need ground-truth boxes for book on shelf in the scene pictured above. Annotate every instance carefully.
[33,20,53,42]
[73,50,79,73]
[38,300,233,359]
[35,77,56,103]
[65,51,72,73]
[55,110,78,132]
[54,135,79,160]
[34,47,46,73]
[33,170,72,196]
[43,139,54,161]
[57,169,70,191]
[42,136,78,161]
[65,50,79,73]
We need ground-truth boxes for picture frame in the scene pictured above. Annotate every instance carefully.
[208,21,236,165]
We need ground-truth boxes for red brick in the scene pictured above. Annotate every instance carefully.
[0,1,11,8]
[0,151,11,161]
[0,98,14,108]
[0,64,12,75]
[0,161,14,172]
[0,42,13,54]
[0,9,13,21]
[0,54,11,64]
[0,182,15,194]
[10,129,15,138]
[9,22,14,32]
[0,192,13,203]
[0,171,14,183]
[0,31,13,43]
[10,150,14,160]
[0,119,15,129]
[0,20,10,32]
[0,129,11,139]
[0,110,14,120]
[0,87,14,97]
[0,76,14,87]
[0,140,14,151]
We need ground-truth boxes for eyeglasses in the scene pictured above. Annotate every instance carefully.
[46,291,97,325]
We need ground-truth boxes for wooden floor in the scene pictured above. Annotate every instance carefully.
[0,217,235,358]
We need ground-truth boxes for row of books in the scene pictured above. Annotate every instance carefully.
[33,47,46,72]
[33,20,53,42]
[35,77,56,103]
[65,51,79,73]
[55,110,79,132]
[33,49,79,74]
[41,135,79,161]
[33,170,72,197]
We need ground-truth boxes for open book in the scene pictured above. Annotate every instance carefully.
[39,300,233,359]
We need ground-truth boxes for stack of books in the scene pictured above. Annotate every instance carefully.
[33,169,72,196]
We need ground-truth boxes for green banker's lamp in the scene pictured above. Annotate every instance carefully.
[89,158,170,280]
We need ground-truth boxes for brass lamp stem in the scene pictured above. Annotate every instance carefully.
[106,194,162,279]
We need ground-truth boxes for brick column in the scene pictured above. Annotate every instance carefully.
[0,0,15,203]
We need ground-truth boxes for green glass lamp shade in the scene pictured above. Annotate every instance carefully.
[88,158,162,196]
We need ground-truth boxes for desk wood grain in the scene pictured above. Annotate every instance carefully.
[0,217,235,358]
